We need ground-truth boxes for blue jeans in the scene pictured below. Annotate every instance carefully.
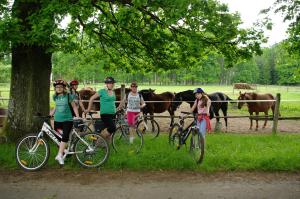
[197,119,207,138]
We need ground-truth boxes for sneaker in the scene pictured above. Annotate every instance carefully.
[55,154,64,165]
[129,137,134,144]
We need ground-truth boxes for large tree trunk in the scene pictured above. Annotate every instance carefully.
[5,46,52,142]
[4,0,52,142]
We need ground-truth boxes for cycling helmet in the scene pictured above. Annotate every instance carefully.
[69,80,79,86]
[104,76,116,84]
[53,79,67,87]
[193,88,204,94]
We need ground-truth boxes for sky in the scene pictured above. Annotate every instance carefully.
[218,0,289,46]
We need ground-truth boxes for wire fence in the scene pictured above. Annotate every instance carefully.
[1,93,300,133]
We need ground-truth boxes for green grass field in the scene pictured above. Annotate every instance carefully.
[1,133,300,172]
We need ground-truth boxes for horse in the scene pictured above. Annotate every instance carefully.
[171,90,233,130]
[139,89,175,127]
[237,92,275,131]
[78,87,131,115]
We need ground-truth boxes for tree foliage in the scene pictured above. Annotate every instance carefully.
[1,0,265,71]
[262,0,300,55]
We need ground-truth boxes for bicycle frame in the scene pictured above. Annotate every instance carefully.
[179,117,199,145]
[32,121,93,158]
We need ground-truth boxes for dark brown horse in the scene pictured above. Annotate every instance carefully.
[237,92,275,130]
[139,89,175,127]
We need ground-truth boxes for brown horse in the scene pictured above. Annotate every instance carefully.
[237,92,275,130]
[139,89,175,127]
[78,87,131,114]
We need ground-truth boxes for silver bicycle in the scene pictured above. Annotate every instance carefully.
[16,115,109,171]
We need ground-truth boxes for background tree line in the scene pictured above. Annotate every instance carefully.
[50,42,300,86]
[1,41,299,86]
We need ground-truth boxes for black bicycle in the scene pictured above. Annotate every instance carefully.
[16,115,109,171]
[85,110,144,154]
[169,111,205,164]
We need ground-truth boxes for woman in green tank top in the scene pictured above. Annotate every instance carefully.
[85,77,117,139]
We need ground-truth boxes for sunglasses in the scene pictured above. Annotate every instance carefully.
[131,85,138,88]
[55,86,64,89]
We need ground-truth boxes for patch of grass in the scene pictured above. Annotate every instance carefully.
[1,133,300,172]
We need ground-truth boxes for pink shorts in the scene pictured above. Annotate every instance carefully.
[127,112,139,126]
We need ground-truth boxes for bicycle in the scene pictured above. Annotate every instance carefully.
[136,113,160,138]
[169,111,205,164]
[85,110,144,154]
[16,115,109,171]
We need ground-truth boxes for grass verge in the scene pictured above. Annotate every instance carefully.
[1,133,299,172]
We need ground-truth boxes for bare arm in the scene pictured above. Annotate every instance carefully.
[190,100,197,113]
[85,92,100,113]
[140,97,146,109]
[49,108,56,117]
[205,96,211,116]
[71,101,80,118]
[78,95,86,112]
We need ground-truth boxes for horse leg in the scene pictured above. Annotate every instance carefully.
[249,112,253,130]
[221,104,228,130]
[263,111,268,128]
[214,112,222,132]
[168,108,174,128]
[255,112,259,131]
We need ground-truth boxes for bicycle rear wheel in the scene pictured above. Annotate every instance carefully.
[169,123,181,149]
[16,134,50,171]
[189,129,205,164]
[137,119,160,138]
[74,132,109,168]
[112,126,144,154]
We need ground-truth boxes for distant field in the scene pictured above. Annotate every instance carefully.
[1,83,300,116]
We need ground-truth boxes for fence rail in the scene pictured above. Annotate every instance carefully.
[1,90,299,133]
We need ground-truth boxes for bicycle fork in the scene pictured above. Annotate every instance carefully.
[28,131,44,153]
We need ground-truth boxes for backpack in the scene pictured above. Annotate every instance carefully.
[67,93,76,117]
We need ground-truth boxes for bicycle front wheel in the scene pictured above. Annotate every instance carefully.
[137,119,160,138]
[74,133,109,168]
[189,129,205,164]
[112,126,144,154]
[16,134,50,171]
[169,123,181,149]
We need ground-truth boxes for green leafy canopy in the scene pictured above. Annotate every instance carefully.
[1,0,265,70]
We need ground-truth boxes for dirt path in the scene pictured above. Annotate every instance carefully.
[1,170,299,199]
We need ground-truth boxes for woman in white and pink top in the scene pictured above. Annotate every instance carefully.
[190,88,212,137]
[119,82,146,143]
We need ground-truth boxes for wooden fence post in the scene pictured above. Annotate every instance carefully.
[272,93,281,134]
[121,84,125,102]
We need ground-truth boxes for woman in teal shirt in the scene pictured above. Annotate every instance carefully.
[50,80,79,165]
[85,77,117,139]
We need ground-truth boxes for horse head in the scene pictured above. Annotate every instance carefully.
[172,92,184,110]
[79,89,96,101]
[139,88,155,100]
[237,91,252,109]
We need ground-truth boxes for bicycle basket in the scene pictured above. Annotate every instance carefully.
[73,119,84,131]
[94,119,105,133]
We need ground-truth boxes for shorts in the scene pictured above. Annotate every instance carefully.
[127,111,139,127]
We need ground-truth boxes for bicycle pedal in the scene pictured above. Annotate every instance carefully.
[20,160,28,166]
[84,160,93,165]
